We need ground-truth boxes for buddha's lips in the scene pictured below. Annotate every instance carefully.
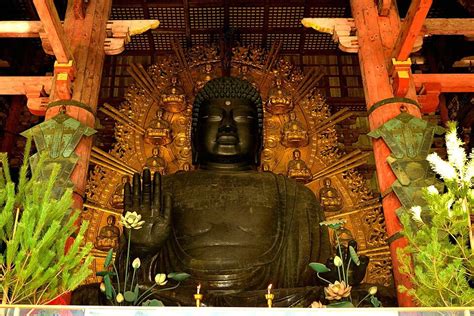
[216,134,239,145]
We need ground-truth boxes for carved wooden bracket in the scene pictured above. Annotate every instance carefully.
[302,18,474,54]
[104,20,160,55]
[391,58,412,97]
[0,76,52,115]
[416,82,441,113]
[54,60,75,100]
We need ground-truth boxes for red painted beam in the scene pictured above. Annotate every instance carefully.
[413,74,474,93]
[392,0,432,61]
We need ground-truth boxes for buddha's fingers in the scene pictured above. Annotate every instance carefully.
[133,173,141,210]
[162,193,172,220]
[124,181,133,214]
[152,171,162,216]
[142,168,152,212]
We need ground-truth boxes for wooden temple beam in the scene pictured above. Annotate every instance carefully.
[413,74,474,93]
[0,76,52,95]
[0,20,159,56]
[32,0,72,63]
[392,0,432,61]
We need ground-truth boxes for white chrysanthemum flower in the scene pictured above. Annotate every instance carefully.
[427,185,439,195]
[121,211,145,230]
[463,158,474,183]
[411,206,423,224]
[427,153,457,181]
[446,128,466,174]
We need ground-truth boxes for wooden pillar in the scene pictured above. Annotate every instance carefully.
[45,0,111,209]
[350,0,422,307]
[1,96,25,154]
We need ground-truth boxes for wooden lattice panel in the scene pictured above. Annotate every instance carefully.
[238,34,263,47]
[268,6,305,28]
[309,6,347,17]
[189,7,224,29]
[148,7,185,29]
[110,6,145,20]
[229,6,265,28]
[267,33,300,50]
[304,33,338,50]
[191,33,212,46]
[153,33,187,51]
[124,33,150,50]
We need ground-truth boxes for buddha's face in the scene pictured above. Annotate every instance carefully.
[195,98,259,166]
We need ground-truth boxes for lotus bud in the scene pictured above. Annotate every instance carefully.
[132,257,141,269]
[116,293,124,303]
[333,256,343,267]
[369,286,378,295]
[99,283,106,293]
[154,273,168,286]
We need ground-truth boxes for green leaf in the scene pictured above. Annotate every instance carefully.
[103,274,114,300]
[327,301,355,308]
[142,299,164,307]
[96,271,116,277]
[124,291,137,302]
[349,246,360,266]
[370,296,381,307]
[167,272,191,282]
[309,262,331,273]
[104,249,114,268]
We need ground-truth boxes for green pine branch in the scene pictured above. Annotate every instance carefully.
[398,122,474,307]
[0,138,94,305]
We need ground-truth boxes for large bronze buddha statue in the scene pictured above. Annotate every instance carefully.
[74,77,333,306]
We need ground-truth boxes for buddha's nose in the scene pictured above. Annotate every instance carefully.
[219,110,237,133]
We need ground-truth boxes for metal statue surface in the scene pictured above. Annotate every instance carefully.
[83,44,393,296]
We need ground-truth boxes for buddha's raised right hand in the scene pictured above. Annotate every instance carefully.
[124,168,171,253]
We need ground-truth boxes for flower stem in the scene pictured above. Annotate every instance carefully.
[316,273,332,284]
[124,230,131,291]
[345,257,352,285]
[113,263,121,295]
[130,268,137,291]
[356,293,371,307]
[335,233,346,282]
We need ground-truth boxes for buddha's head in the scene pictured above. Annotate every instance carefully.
[192,77,263,169]
[107,215,116,226]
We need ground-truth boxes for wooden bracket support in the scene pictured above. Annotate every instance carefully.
[104,20,159,55]
[54,60,75,100]
[417,82,441,113]
[391,58,412,97]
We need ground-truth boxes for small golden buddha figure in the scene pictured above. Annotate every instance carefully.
[287,149,312,183]
[261,162,271,172]
[146,147,166,175]
[266,78,294,115]
[196,63,214,91]
[160,76,186,113]
[144,109,172,145]
[181,162,192,172]
[110,175,129,209]
[281,112,309,148]
[319,178,343,212]
[95,215,120,251]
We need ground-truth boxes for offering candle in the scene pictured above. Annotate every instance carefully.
[265,284,274,308]
[194,284,203,307]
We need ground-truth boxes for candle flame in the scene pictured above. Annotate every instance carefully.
[197,283,201,294]
[267,284,272,294]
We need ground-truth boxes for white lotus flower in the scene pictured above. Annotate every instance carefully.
[132,257,141,269]
[411,206,423,224]
[333,256,343,267]
[427,153,457,181]
[121,211,145,229]
[154,273,168,286]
